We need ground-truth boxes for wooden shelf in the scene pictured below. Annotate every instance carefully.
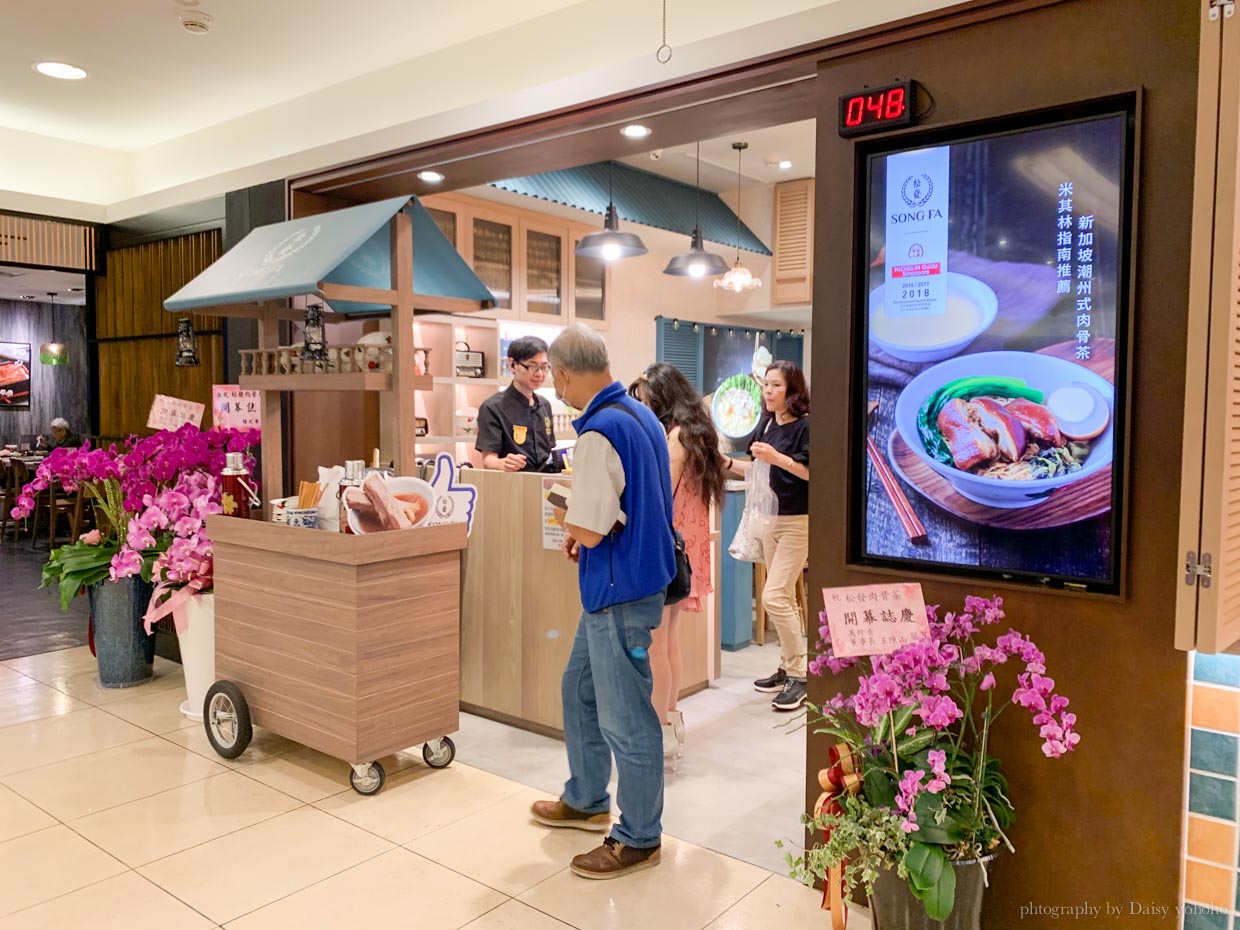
[239,372,433,392]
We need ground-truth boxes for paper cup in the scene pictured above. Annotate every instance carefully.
[286,507,319,529]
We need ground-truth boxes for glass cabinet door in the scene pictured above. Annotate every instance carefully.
[472,216,514,310]
[571,234,606,324]
[523,224,564,318]
[426,207,457,250]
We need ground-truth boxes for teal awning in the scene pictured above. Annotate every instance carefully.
[490,161,771,256]
[164,195,494,315]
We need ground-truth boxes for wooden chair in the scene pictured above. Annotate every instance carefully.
[30,477,85,549]
[2,459,31,543]
[0,459,14,542]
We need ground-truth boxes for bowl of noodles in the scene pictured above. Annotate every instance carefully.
[712,373,763,439]
[893,351,1114,509]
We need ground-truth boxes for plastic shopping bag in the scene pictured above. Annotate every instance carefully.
[728,460,777,563]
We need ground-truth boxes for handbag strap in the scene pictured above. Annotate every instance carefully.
[601,402,677,538]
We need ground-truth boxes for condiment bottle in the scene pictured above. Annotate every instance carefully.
[220,452,257,519]
[338,459,365,534]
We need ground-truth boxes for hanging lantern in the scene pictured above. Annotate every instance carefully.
[39,342,67,366]
[175,317,200,367]
[664,142,729,279]
[302,304,328,361]
[714,142,762,293]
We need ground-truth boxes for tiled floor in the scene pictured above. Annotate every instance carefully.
[0,645,870,930]
[0,543,89,661]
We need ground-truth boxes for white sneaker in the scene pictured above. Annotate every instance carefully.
[667,710,685,758]
[662,724,679,771]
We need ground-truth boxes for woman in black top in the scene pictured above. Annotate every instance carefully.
[724,360,810,712]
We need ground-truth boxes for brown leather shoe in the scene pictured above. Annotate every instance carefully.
[530,798,611,832]
[570,837,661,880]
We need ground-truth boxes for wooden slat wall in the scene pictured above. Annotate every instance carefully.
[95,231,223,441]
[0,213,97,271]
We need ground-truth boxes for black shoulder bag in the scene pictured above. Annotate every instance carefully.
[604,403,693,606]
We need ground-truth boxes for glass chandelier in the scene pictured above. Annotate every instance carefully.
[715,142,762,293]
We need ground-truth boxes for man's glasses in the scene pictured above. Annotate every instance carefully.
[516,362,552,374]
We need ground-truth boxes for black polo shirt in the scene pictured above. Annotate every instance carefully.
[475,385,560,472]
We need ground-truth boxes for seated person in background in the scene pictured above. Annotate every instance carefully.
[475,336,561,473]
[38,418,81,451]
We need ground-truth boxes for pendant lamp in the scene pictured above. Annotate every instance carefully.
[302,303,328,361]
[174,316,200,367]
[715,142,763,293]
[664,142,729,279]
[39,292,68,365]
[575,163,648,262]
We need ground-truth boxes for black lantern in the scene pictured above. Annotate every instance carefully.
[302,304,327,361]
[175,317,200,367]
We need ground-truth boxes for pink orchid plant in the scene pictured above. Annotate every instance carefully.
[790,596,1078,922]
[12,425,258,611]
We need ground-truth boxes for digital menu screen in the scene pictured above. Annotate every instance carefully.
[855,104,1133,591]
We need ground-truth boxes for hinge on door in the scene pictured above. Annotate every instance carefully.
[1210,0,1235,21]
[1186,551,1214,588]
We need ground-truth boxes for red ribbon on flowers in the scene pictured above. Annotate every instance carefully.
[814,743,862,930]
[143,570,209,635]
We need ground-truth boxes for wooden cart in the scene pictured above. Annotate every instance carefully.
[162,196,493,793]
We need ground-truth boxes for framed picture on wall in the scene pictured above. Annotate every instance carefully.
[0,343,31,408]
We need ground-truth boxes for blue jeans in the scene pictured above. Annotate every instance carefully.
[560,590,665,849]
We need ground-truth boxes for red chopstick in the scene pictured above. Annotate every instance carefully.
[867,432,928,544]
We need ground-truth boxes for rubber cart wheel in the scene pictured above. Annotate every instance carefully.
[204,681,252,760]
[423,736,456,769]
[350,761,386,795]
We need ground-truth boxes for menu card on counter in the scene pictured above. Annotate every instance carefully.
[822,582,930,657]
[542,479,569,551]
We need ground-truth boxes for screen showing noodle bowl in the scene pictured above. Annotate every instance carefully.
[854,101,1134,592]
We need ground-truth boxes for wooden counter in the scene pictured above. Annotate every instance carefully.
[459,469,716,735]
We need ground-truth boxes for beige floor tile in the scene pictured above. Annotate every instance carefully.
[0,707,149,777]
[314,761,527,844]
[518,835,768,930]
[69,770,302,866]
[161,722,301,769]
[0,871,215,930]
[3,736,225,821]
[0,679,88,729]
[103,687,199,735]
[0,785,55,844]
[409,788,602,896]
[141,806,393,925]
[48,667,185,707]
[3,647,98,684]
[0,825,126,918]
[0,667,35,692]
[236,746,417,804]
[224,847,506,930]
[462,901,575,930]
[705,873,870,930]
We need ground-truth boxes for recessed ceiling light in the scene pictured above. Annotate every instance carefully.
[620,125,653,140]
[20,294,38,300]
[33,62,87,80]
[417,170,445,184]
[67,286,84,292]
[778,160,793,170]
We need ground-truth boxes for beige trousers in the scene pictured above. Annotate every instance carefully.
[760,514,809,679]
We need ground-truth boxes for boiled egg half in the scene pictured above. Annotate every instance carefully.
[1046,382,1110,441]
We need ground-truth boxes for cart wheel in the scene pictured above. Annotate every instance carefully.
[423,736,455,769]
[203,681,252,760]
[350,761,386,795]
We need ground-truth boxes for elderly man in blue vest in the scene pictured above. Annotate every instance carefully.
[531,323,676,880]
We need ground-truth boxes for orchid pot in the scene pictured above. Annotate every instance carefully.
[871,854,998,930]
[89,577,155,687]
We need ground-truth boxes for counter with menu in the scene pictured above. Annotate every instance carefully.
[459,468,716,735]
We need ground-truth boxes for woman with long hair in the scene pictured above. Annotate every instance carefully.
[724,360,810,712]
[629,362,725,764]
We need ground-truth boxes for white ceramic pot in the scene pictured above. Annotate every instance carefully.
[177,593,216,721]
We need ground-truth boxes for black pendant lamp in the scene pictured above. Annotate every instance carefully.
[302,303,328,361]
[663,142,729,279]
[174,316,200,367]
[575,162,648,262]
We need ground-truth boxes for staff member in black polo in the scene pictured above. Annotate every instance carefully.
[476,335,561,472]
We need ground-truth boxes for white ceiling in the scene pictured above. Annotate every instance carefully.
[0,266,86,306]
[618,119,816,193]
[0,0,583,150]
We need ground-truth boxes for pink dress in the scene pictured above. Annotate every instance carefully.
[673,469,713,613]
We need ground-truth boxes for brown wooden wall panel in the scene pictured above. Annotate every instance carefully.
[0,213,97,271]
[95,231,223,441]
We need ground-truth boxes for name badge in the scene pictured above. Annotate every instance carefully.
[544,415,552,435]
[513,425,528,445]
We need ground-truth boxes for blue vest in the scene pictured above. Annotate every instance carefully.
[572,382,676,613]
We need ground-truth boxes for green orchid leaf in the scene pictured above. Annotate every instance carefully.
[922,856,957,921]
[905,842,945,892]
[863,768,898,809]
[912,793,970,845]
